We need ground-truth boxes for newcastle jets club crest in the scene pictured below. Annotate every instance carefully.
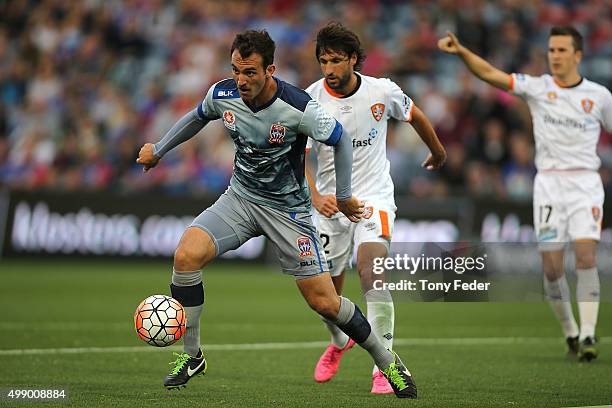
[297,237,313,258]
[269,123,286,144]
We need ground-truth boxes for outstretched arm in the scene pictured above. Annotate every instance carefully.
[438,32,512,91]
[136,109,207,172]
[410,106,446,170]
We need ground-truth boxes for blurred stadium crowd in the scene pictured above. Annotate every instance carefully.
[1,0,611,201]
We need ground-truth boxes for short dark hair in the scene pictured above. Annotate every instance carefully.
[230,30,275,68]
[315,22,366,71]
[550,26,583,52]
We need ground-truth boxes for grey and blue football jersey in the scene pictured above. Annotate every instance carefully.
[154,77,348,213]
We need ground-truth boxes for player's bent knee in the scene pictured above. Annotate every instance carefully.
[174,228,216,271]
[574,240,597,269]
[174,248,200,271]
[356,243,388,284]
[540,250,565,280]
[542,263,564,280]
[576,254,596,269]
[308,296,340,319]
[575,249,596,269]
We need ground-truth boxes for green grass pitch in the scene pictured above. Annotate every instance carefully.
[1,259,611,407]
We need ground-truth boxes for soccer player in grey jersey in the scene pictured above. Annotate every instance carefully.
[137,30,417,398]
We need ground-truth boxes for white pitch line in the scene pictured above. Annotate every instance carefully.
[1,337,608,356]
[0,322,129,330]
[563,406,612,408]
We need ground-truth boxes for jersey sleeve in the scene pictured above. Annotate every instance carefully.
[600,88,612,133]
[153,84,222,158]
[299,99,343,146]
[386,79,414,122]
[509,73,545,99]
[153,109,207,158]
[304,82,318,151]
[196,85,222,121]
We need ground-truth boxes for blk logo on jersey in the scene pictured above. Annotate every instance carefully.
[297,237,313,258]
[223,110,236,131]
[582,98,594,113]
[547,91,557,100]
[269,123,286,144]
[362,206,373,219]
[371,103,385,121]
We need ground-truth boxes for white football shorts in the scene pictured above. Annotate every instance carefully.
[533,170,604,251]
[313,202,396,276]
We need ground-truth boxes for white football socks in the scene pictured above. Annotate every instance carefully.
[323,317,350,349]
[576,267,600,340]
[543,275,579,338]
[365,289,394,373]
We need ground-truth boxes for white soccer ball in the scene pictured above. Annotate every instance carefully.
[134,295,186,347]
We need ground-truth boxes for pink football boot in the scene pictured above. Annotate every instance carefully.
[371,369,394,394]
[314,339,356,382]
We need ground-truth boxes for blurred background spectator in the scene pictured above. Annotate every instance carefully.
[1,0,610,201]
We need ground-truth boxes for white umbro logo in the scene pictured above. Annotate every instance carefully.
[187,359,205,376]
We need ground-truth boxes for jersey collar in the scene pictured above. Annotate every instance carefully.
[553,76,584,89]
[243,77,282,113]
[323,73,362,99]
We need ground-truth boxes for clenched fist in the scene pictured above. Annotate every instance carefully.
[136,143,160,172]
[337,196,365,223]
[313,193,338,218]
[421,149,447,171]
[437,32,463,55]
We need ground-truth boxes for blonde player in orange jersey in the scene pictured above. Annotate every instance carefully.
[439,26,612,361]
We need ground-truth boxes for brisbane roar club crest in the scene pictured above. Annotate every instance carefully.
[269,123,286,144]
[362,206,373,219]
[297,237,313,258]
[592,206,601,222]
[371,103,385,121]
[581,98,594,113]
[223,110,236,131]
